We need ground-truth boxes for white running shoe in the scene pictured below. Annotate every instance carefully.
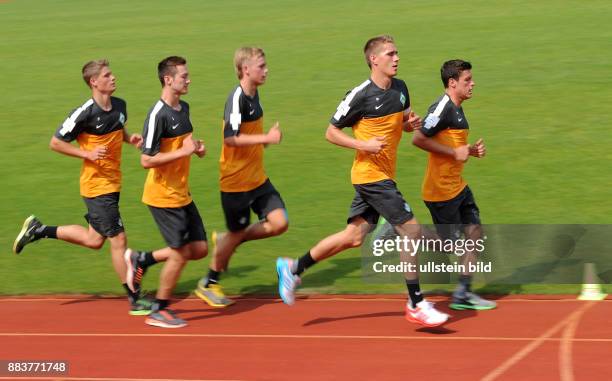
[405,300,450,327]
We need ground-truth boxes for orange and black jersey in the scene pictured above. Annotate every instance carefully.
[219,85,267,192]
[141,99,194,208]
[421,94,469,202]
[54,97,127,198]
[330,78,410,185]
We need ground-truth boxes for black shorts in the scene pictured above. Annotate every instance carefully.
[348,179,414,226]
[424,185,481,240]
[221,179,286,232]
[83,192,124,237]
[148,202,207,248]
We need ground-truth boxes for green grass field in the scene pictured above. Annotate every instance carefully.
[1,0,611,296]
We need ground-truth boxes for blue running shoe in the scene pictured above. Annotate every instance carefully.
[276,257,300,305]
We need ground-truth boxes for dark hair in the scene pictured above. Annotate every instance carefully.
[441,59,472,88]
[363,35,394,68]
[158,56,187,86]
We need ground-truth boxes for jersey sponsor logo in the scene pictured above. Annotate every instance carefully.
[375,103,384,110]
[400,93,406,106]
[423,113,440,130]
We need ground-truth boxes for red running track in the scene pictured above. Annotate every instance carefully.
[0,295,610,381]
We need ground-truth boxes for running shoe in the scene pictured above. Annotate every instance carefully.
[276,257,301,305]
[194,279,235,307]
[129,294,154,316]
[13,215,42,254]
[124,248,147,293]
[450,291,497,310]
[145,309,187,328]
[405,300,450,327]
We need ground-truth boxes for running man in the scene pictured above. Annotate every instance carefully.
[12,59,147,315]
[125,56,208,328]
[195,47,287,307]
[412,59,495,310]
[276,35,449,327]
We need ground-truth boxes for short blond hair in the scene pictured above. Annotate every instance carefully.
[82,59,109,88]
[363,35,395,68]
[234,47,265,79]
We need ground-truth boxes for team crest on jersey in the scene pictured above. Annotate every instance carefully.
[119,112,126,125]
[400,93,406,106]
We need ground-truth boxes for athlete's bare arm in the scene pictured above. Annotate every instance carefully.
[224,121,281,147]
[412,129,469,162]
[140,133,197,168]
[325,124,385,154]
[402,109,422,132]
[49,136,107,162]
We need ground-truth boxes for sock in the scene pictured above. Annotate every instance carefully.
[123,283,140,304]
[134,251,155,269]
[457,274,472,293]
[406,279,423,308]
[206,269,220,287]
[292,251,317,276]
[35,225,57,239]
[152,299,169,312]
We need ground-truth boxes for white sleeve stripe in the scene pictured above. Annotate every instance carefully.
[345,79,370,105]
[59,98,94,136]
[145,101,164,149]
[333,79,371,121]
[432,94,450,117]
[229,86,242,131]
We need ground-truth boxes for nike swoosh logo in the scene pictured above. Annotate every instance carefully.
[458,118,463,122]
[415,291,422,296]
[249,109,255,115]
[171,123,180,129]
[96,124,104,129]
[375,104,384,110]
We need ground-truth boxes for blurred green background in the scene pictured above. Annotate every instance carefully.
[1,0,610,295]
